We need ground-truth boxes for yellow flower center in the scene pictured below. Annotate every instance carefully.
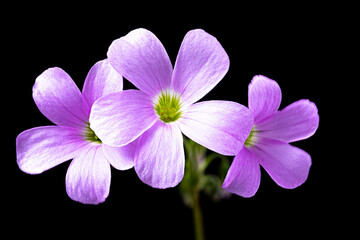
[154,91,182,123]
[83,122,102,144]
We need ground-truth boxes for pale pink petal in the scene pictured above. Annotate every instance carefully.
[248,75,282,124]
[66,145,111,205]
[82,59,123,106]
[253,138,311,189]
[172,29,230,105]
[107,28,172,97]
[33,67,90,128]
[101,141,136,170]
[135,122,184,189]
[256,99,319,143]
[178,101,253,156]
[90,90,157,147]
[16,126,87,174]
[223,148,261,198]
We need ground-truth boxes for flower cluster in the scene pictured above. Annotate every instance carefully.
[16,28,319,204]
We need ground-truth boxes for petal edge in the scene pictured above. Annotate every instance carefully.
[172,29,230,105]
[135,122,185,189]
[254,138,311,189]
[16,126,87,174]
[82,59,123,106]
[90,90,157,147]
[107,28,172,97]
[223,148,261,198]
[248,75,282,124]
[257,99,319,143]
[66,145,111,205]
[33,67,90,128]
[178,101,253,156]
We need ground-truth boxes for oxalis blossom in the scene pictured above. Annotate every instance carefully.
[223,75,319,197]
[16,60,135,204]
[90,28,253,189]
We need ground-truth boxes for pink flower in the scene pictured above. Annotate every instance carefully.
[90,29,253,189]
[16,60,135,204]
[223,75,319,197]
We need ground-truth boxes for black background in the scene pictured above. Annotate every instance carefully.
[5,3,351,239]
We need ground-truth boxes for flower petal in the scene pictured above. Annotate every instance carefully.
[253,138,311,189]
[82,59,123,106]
[178,101,253,156]
[257,99,319,143]
[16,126,87,174]
[33,67,90,128]
[172,29,230,105]
[66,145,111,205]
[222,148,261,198]
[248,75,282,124]
[90,90,157,147]
[135,122,185,189]
[107,28,172,97]
[102,141,136,170]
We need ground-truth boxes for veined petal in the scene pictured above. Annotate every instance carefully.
[107,28,172,97]
[82,59,123,106]
[101,141,136,170]
[33,67,90,128]
[257,99,319,143]
[172,29,230,105]
[66,145,111,205]
[90,90,157,147]
[248,75,282,124]
[253,138,311,189]
[135,122,185,189]
[16,126,87,174]
[223,148,261,198]
[178,101,253,156]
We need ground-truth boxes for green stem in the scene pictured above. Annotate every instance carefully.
[192,188,204,240]
[182,138,205,240]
